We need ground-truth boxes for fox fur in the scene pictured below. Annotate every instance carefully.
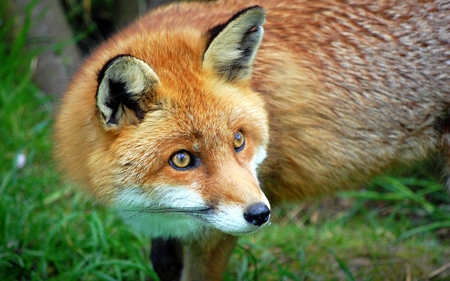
[54,0,450,280]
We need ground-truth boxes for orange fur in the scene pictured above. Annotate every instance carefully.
[54,0,450,280]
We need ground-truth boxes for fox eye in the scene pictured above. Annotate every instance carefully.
[233,131,245,152]
[170,151,192,169]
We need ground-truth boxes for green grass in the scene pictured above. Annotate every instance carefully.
[230,196,450,280]
[1,5,450,281]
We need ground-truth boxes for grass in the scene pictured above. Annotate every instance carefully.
[231,195,450,280]
[1,3,450,281]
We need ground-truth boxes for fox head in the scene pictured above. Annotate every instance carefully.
[55,6,271,238]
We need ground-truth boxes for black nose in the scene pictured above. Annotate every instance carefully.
[244,203,271,226]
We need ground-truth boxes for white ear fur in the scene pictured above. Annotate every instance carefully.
[96,55,159,130]
[203,6,266,82]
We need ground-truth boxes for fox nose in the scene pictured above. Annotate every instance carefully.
[244,203,271,226]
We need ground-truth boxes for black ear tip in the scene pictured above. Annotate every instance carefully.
[232,6,266,25]
[239,5,265,14]
[206,5,266,44]
[97,54,132,85]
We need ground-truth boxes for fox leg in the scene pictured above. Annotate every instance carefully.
[181,233,238,281]
[437,116,450,187]
[150,238,183,281]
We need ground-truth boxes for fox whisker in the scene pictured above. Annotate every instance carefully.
[118,206,212,222]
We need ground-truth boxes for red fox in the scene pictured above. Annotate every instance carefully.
[54,0,450,280]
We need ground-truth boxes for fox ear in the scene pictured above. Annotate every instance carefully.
[96,55,159,131]
[203,6,266,82]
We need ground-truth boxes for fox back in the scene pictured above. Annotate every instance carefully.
[55,0,450,241]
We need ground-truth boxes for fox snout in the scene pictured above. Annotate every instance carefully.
[204,155,272,234]
[207,200,270,235]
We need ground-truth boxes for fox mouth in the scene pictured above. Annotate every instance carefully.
[119,206,214,221]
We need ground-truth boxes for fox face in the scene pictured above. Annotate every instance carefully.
[105,54,271,238]
[55,7,271,238]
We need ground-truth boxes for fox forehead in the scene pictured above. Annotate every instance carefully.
[113,83,266,162]
[161,87,259,137]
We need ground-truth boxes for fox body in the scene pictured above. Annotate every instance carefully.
[54,0,450,280]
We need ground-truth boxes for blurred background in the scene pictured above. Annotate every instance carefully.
[1,0,450,280]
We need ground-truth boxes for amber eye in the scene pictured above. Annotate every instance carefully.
[233,131,245,152]
[170,151,192,169]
